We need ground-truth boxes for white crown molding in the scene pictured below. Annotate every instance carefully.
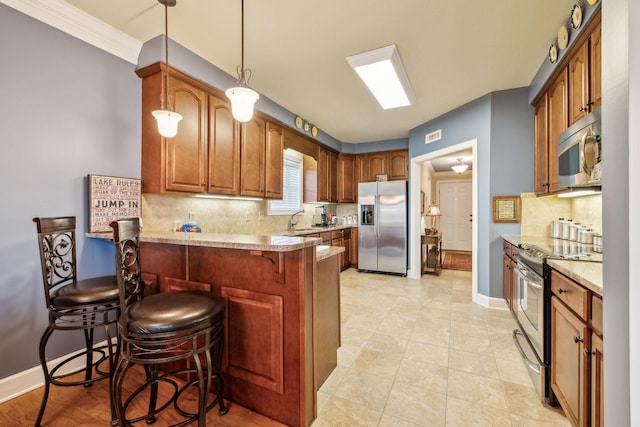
[1,0,142,64]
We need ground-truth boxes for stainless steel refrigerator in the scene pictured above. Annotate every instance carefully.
[358,181,407,275]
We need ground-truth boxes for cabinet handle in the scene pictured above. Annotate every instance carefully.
[574,336,584,344]
[584,348,596,356]
[557,288,566,294]
[579,106,587,112]
[587,101,594,106]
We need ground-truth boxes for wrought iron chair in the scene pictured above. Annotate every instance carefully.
[110,217,227,426]
[32,216,119,426]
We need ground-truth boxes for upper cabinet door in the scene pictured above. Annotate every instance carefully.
[366,153,386,182]
[533,93,549,194]
[208,93,240,195]
[568,42,589,125]
[548,69,568,193]
[240,115,266,197]
[165,74,207,193]
[337,153,356,203]
[589,22,602,112]
[265,121,284,200]
[387,150,408,181]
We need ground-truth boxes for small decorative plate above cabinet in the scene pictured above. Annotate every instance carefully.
[571,4,583,29]
[311,126,318,137]
[586,0,598,5]
[549,43,558,64]
[557,25,569,50]
[295,116,303,129]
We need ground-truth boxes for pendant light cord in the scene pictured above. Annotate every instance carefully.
[164,1,170,110]
[241,0,245,72]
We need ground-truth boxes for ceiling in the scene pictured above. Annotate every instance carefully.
[62,0,577,145]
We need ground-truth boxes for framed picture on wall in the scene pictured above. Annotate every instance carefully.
[493,195,520,223]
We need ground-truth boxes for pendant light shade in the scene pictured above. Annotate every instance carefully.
[226,84,259,123]
[227,0,259,123]
[152,0,182,138]
[152,110,182,138]
[451,158,469,174]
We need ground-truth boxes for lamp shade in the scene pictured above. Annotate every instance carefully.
[152,109,183,138]
[426,205,441,216]
[226,86,259,123]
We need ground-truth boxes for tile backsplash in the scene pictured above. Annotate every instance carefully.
[520,192,602,238]
[142,194,357,234]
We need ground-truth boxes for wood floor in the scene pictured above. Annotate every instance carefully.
[0,366,285,427]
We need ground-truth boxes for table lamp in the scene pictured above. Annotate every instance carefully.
[425,204,441,235]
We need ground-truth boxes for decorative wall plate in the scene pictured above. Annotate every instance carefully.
[586,0,598,5]
[311,126,318,137]
[295,116,303,129]
[303,122,310,132]
[549,43,558,64]
[571,4,583,29]
[557,25,569,50]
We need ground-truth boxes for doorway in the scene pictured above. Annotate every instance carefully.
[438,180,472,251]
[409,139,478,302]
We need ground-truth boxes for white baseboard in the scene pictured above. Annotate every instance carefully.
[0,340,110,404]
[475,293,509,310]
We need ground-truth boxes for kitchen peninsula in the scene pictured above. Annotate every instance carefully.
[137,231,342,427]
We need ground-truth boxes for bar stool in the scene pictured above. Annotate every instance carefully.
[32,216,120,426]
[110,218,227,426]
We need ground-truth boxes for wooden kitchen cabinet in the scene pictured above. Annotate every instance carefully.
[337,153,357,203]
[360,150,408,182]
[315,147,338,203]
[331,228,351,270]
[208,93,240,195]
[502,239,518,315]
[137,63,282,199]
[350,227,358,267]
[550,268,603,427]
[569,14,602,125]
[265,121,284,199]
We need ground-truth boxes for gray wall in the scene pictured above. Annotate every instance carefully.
[408,88,533,298]
[0,4,141,379]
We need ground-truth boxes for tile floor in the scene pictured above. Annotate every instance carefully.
[311,267,571,426]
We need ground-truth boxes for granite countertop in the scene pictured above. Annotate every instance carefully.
[138,230,321,252]
[271,224,357,237]
[316,245,345,261]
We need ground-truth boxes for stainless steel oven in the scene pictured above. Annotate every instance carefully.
[513,246,549,403]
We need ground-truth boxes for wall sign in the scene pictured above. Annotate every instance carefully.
[493,195,520,223]
[88,174,141,233]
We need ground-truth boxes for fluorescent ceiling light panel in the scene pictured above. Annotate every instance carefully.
[346,44,415,110]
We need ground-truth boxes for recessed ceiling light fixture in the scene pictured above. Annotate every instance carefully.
[346,44,415,110]
[451,158,469,174]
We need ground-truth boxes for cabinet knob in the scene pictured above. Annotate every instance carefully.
[574,336,584,344]
[579,106,587,112]
[584,348,596,356]
[557,288,566,294]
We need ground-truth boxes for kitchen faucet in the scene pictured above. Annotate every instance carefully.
[288,210,304,232]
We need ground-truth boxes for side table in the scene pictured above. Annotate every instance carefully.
[421,234,442,275]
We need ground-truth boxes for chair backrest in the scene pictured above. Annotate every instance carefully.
[33,216,78,308]
[110,218,144,328]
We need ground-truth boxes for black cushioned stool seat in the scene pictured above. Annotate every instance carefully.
[110,218,227,427]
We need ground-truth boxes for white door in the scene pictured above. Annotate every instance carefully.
[438,180,472,251]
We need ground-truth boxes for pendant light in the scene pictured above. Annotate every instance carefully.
[226,0,259,123]
[451,158,469,174]
[152,0,182,138]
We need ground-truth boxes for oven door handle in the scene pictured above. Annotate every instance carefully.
[517,264,543,287]
[512,329,542,374]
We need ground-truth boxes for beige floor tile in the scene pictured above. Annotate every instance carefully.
[448,349,500,379]
[444,397,512,426]
[404,340,449,366]
[313,395,382,427]
[311,267,571,427]
[446,369,509,411]
[395,358,448,394]
[332,370,394,409]
[383,381,447,426]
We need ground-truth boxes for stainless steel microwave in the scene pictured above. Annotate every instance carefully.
[558,108,602,187]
